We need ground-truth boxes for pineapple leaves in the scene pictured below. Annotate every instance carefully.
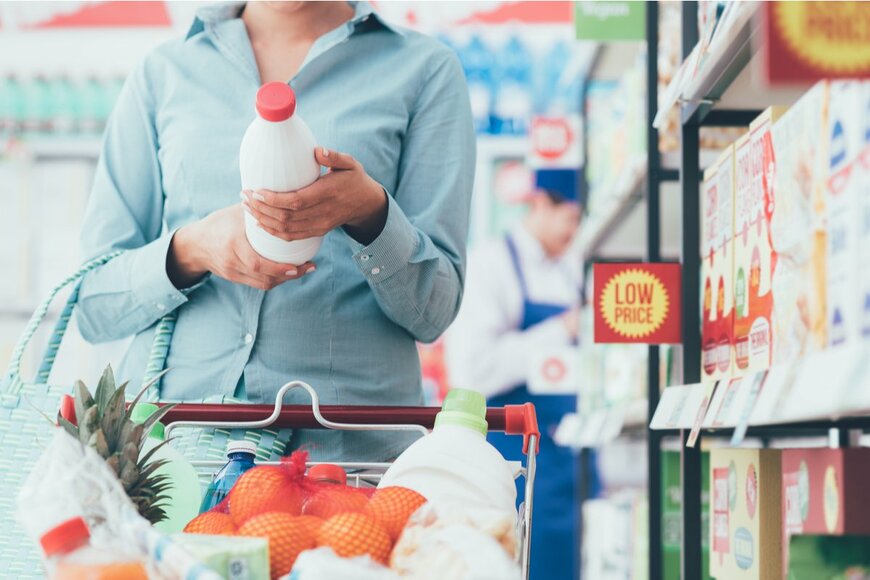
[93,366,116,416]
[138,403,177,446]
[73,380,94,427]
[57,416,78,439]
[102,380,128,452]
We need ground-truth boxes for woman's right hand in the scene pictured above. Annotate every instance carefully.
[168,204,315,291]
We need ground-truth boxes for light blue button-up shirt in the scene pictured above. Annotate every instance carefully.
[75,2,475,461]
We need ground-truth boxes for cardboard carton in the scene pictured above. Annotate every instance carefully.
[710,448,782,579]
[825,81,864,347]
[769,82,829,364]
[733,106,786,375]
[780,448,870,577]
[716,145,736,378]
[702,161,723,380]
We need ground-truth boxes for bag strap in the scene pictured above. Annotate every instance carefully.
[3,251,177,399]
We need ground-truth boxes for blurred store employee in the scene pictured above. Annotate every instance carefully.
[446,168,590,580]
[75,1,474,461]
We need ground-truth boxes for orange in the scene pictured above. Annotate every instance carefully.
[316,512,392,564]
[183,511,237,536]
[238,512,315,579]
[302,487,369,519]
[295,515,325,537]
[228,466,303,526]
[365,486,427,541]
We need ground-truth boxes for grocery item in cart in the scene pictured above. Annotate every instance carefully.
[378,389,517,518]
[40,516,148,580]
[171,534,269,580]
[130,403,201,534]
[241,81,322,264]
[200,440,258,513]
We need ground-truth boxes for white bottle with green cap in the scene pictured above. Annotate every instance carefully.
[130,403,202,534]
[378,389,517,517]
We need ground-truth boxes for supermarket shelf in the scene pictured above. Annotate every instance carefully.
[475,135,528,160]
[556,398,649,449]
[579,156,647,260]
[650,340,870,433]
[655,2,809,129]
[2,136,102,161]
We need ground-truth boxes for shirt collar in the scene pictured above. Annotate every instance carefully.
[186,1,404,41]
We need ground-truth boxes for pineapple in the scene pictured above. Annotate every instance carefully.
[57,366,176,524]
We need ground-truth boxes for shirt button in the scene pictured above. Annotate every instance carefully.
[361,255,370,262]
[244,333,254,345]
[156,303,165,311]
[371,267,381,275]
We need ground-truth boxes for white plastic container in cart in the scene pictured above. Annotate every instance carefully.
[378,389,518,518]
[240,81,322,265]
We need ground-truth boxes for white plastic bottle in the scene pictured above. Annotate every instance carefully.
[240,81,322,265]
[130,403,202,534]
[378,389,517,517]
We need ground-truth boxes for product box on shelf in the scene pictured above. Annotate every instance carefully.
[733,106,783,375]
[769,81,830,365]
[710,448,782,580]
[663,450,711,579]
[858,82,870,338]
[825,81,865,347]
[702,146,736,381]
[780,448,870,578]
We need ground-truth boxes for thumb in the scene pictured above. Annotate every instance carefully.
[315,146,357,171]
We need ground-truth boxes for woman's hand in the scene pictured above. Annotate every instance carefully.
[168,204,315,291]
[241,147,389,246]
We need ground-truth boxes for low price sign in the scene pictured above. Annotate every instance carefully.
[764,1,870,84]
[594,263,682,344]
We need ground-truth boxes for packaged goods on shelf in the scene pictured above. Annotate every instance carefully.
[733,108,786,374]
[709,448,782,580]
[855,82,870,339]
[769,81,830,364]
[663,451,712,580]
[826,81,866,347]
[701,146,736,381]
[780,448,870,577]
[787,535,870,580]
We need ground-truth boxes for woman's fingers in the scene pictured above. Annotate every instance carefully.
[315,146,357,171]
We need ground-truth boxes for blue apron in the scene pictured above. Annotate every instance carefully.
[487,235,595,580]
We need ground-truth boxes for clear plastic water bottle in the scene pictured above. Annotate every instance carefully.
[493,36,532,135]
[459,35,495,135]
[199,440,258,513]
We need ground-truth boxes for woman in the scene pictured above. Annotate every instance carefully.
[76,1,475,461]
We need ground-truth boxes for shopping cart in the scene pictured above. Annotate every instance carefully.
[60,380,540,578]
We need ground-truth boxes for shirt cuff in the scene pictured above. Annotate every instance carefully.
[129,231,203,319]
[345,195,418,283]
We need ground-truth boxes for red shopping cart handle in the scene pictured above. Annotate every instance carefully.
[58,397,540,454]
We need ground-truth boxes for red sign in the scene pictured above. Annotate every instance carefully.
[594,263,682,344]
[530,114,583,169]
[764,2,870,85]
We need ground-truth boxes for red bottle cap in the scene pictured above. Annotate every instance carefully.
[256,82,296,122]
[40,517,90,557]
[308,464,347,485]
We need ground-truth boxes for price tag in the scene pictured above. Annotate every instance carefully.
[686,383,717,448]
[730,371,767,446]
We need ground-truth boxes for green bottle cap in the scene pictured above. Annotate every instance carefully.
[130,402,165,440]
[434,389,488,436]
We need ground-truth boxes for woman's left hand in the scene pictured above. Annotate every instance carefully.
[242,147,388,246]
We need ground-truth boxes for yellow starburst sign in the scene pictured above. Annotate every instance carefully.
[594,263,682,344]
[765,2,870,84]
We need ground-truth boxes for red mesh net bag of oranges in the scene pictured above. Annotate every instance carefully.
[183,451,427,579]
